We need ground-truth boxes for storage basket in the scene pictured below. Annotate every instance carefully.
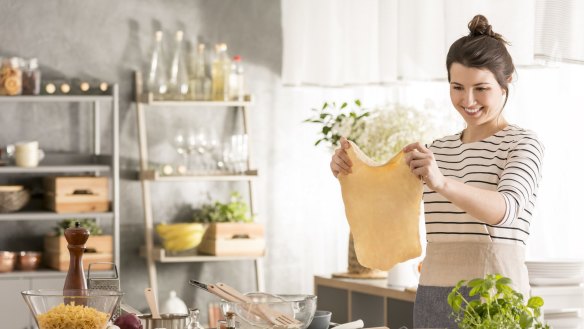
[0,185,30,213]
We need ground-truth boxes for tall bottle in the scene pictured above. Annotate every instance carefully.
[147,31,168,99]
[228,55,245,101]
[190,43,211,101]
[211,43,230,101]
[169,30,189,99]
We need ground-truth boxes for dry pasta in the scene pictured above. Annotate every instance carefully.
[37,302,109,329]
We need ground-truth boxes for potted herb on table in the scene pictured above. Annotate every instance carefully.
[448,274,550,329]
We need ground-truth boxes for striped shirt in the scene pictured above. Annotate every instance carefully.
[424,124,544,246]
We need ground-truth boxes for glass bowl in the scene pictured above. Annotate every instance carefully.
[220,294,317,329]
[21,289,123,329]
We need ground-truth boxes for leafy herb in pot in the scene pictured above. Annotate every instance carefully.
[448,274,549,329]
[53,218,103,236]
[192,192,252,223]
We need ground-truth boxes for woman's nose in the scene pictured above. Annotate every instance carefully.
[461,91,476,107]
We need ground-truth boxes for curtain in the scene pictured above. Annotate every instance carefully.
[281,0,539,86]
[535,0,584,64]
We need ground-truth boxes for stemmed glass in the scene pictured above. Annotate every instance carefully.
[174,130,189,173]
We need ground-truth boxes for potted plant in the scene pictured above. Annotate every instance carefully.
[193,192,265,256]
[44,219,113,271]
[448,274,550,329]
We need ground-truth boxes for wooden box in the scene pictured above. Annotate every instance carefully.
[44,235,113,271]
[197,223,265,256]
[44,176,109,213]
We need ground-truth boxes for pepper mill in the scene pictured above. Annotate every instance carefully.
[63,221,90,290]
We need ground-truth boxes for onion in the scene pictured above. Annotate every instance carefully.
[114,313,143,329]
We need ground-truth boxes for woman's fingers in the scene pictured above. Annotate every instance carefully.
[333,154,352,173]
[340,137,351,150]
[403,142,429,154]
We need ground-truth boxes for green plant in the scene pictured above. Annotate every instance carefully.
[303,100,370,148]
[53,218,103,236]
[448,274,549,329]
[192,192,252,223]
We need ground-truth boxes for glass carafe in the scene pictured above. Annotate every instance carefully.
[169,30,189,99]
[147,30,168,99]
[190,43,211,101]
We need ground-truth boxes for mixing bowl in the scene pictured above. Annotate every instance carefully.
[220,294,317,329]
[21,289,123,329]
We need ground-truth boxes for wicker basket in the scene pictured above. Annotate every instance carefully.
[0,186,30,213]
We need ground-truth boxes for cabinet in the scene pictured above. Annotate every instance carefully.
[0,90,120,328]
[133,72,264,296]
[314,276,416,329]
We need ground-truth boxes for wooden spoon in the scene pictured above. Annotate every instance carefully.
[144,287,161,319]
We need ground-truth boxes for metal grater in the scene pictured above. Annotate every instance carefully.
[87,262,121,320]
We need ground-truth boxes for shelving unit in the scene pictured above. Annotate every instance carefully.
[0,89,120,328]
[133,71,264,296]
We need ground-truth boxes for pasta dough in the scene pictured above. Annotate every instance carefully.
[338,141,423,270]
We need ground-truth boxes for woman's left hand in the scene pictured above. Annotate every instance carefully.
[403,142,445,191]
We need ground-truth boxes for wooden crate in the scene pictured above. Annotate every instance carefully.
[44,235,113,271]
[44,176,109,213]
[197,223,265,256]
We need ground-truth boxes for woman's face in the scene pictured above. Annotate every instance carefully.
[449,62,507,129]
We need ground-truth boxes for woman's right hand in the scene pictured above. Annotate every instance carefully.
[330,137,353,178]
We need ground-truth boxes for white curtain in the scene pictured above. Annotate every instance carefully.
[282,0,538,86]
[535,0,584,64]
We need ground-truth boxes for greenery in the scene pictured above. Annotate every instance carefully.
[303,100,370,148]
[53,218,103,236]
[448,274,549,329]
[192,192,252,223]
[304,100,456,162]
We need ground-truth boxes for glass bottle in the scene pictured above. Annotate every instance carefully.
[0,57,22,96]
[190,43,211,101]
[225,311,237,329]
[186,308,205,329]
[21,58,41,95]
[228,55,245,101]
[211,43,230,101]
[147,30,168,99]
[169,30,189,99]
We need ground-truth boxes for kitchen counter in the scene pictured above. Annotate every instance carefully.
[314,275,416,329]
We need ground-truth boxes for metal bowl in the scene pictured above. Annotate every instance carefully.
[0,251,16,272]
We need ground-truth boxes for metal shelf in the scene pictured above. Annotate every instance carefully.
[0,95,113,103]
[0,211,114,221]
[139,169,258,181]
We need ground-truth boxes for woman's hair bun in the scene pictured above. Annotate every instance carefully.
[468,14,508,44]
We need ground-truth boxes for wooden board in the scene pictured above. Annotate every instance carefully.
[197,237,265,256]
[44,252,113,271]
[44,235,113,254]
[203,222,264,239]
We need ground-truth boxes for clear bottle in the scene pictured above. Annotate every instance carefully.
[225,311,237,329]
[211,43,230,101]
[186,308,205,329]
[190,43,211,101]
[169,30,189,99]
[147,30,168,99]
[0,57,22,96]
[228,55,245,101]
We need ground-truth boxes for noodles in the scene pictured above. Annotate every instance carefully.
[37,303,109,329]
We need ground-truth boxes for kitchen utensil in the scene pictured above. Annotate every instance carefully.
[139,313,189,329]
[217,282,302,326]
[189,279,242,302]
[16,251,41,271]
[21,289,123,329]
[88,262,121,319]
[0,251,16,272]
[307,310,332,329]
[144,287,161,319]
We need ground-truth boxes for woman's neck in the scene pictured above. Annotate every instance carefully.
[461,119,509,143]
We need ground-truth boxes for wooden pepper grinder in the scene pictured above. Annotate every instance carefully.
[63,221,89,290]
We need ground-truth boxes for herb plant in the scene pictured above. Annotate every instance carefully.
[303,100,369,148]
[448,274,549,329]
[192,192,252,223]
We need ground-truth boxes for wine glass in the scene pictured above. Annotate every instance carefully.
[173,130,188,173]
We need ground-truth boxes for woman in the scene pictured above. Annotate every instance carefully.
[330,15,544,328]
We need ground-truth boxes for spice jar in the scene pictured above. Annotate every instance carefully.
[0,57,23,96]
[21,58,41,95]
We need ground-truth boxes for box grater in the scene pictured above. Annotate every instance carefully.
[88,262,121,319]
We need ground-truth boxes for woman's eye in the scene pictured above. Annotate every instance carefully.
[452,86,463,90]
[476,87,489,92]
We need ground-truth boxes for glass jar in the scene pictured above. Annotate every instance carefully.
[0,57,23,96]
[21,58,41,95]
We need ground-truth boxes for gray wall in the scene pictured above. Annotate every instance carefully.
[0,0,284,322]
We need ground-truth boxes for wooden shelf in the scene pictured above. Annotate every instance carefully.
[139,169,258,181]
[0,269,115,279]
[139,93,253,107]
[0,153,111,174]
[0,211,114,221]
[0,95,113,103]
[140,246,263,263]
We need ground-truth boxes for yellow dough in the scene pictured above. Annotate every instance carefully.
[338,141,423,270]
